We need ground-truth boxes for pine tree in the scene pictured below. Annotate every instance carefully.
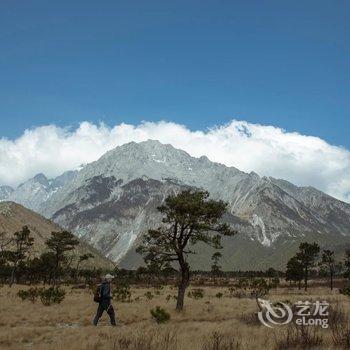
[286,256,303,289]
[137,190,236,311]
[9,226,34,286]
[296,242,320,291]
[46,231,79,285]
[321,249,335,290]
[211,251,222,282]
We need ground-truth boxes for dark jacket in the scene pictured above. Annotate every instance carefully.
[100,281,112,308]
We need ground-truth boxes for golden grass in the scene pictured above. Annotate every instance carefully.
[0,284,349,350]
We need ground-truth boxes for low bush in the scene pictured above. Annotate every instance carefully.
[150,306,170,324]
[228,287,246,298]
[18,286,66,305]
[17,287,40,303]
[188,288,204,299]
[40,287,66,306]
[113,284,132,302]
[249,278,271,300]
[270,277,280,288]
[166,294,177,302]
[339,285,350,297]
[145,291,154,300]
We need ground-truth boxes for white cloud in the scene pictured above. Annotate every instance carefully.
[1,120,350,202]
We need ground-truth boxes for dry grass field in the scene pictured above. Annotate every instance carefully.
[0,284,349,350]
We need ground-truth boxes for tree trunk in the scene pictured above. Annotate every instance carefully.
[304,266,308,291]
[176,263,190,311]
[298,279,301,290]
[330,270,333,291]
[9,261,18,287]
[75,261,80,283]
[53,252,59,286]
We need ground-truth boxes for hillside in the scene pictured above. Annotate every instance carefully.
[0,201,114,270]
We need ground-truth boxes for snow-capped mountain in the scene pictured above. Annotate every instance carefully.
[0,186,14,201]
[2,171,77,212]
[2,140,350,269]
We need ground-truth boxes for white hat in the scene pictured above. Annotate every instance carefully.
[105,273,114,280]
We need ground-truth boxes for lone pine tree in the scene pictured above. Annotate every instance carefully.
[137,190,236,311]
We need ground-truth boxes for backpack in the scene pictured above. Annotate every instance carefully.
[93,284,102,303]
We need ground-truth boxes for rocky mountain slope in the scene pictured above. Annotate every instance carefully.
[1,140,349,270]
[0,171,77,212]
[0,201,113,269]
[0,186,14,201]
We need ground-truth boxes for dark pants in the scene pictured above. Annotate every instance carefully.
[93,303,116,326]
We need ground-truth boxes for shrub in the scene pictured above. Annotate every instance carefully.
[339,285,350,297]
[165,294,177,302]
[229,279,249,298]
[145,291,154,300]
[228,287,247,298]
[17,287,40,303]
[270,277,280,288]
[215,292,223,299]
[235,278,249,289]
[40,287,66,306]
[113,284,131,302]
[229,288,247,299]
[188,288,204,299]
[228,279,271,300]
[150,306,170,324]
[249,278,271,300]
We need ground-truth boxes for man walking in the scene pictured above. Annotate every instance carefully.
[93,274,117,326]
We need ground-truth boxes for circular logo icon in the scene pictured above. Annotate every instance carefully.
[257,298,293,328]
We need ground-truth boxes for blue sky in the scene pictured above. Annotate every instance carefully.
[0,0,349,148]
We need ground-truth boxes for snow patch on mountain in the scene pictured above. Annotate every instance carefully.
[250,214,272,247]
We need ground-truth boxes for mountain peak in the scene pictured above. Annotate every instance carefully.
[139,139,163,146]
[129,139,178,153]
[249,171,260,178]
[33,173,49,186]
[100,140,191,165]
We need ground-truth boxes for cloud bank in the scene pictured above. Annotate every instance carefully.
[1,120,350,202]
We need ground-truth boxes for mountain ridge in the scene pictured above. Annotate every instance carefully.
[1,140,349,270]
